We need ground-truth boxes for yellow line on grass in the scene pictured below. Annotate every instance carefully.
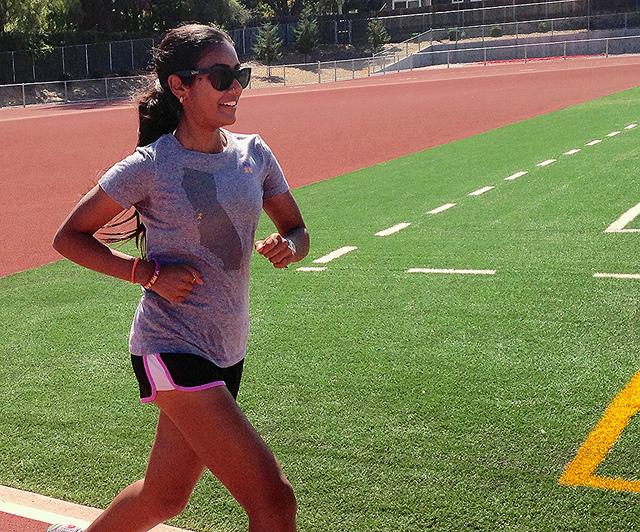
[559,371,640,492]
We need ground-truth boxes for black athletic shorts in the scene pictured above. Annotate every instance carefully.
[131,353,244,404]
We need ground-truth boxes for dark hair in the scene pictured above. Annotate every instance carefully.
[101,23,234,258]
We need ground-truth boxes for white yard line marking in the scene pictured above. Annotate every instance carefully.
[313,246,357,264]
[605,203,640,233]
[428,203,456,214]
[537,159,557,167]
[564,149,581,155]
[296,266,327,272]
[468,186,494,197]
[0,485,186,531]
[407,268,496,276]
[505,171,528,181]
[586,139,602,146]
[625,123,638,130]
[375,222,411,236]
[607,131,621,137]
[594,273,640,280]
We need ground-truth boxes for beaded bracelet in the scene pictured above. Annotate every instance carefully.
[130,257,140,284]
[143,259,161,290]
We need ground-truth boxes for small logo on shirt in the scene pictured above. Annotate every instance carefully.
[242,164,253,174]
[196,212,204,222]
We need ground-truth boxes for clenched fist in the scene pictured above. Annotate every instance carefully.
[255,233,296,269]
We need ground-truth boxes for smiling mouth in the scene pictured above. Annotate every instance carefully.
[219,101,237,108]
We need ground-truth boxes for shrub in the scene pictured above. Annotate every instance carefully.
[447,28,466,41]
[537,21,550,33]
[368,18,390,55]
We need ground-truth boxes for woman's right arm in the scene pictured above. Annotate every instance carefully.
[53,185,203,303]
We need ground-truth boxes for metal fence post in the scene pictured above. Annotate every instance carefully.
[318,61,321,83]
[367,58,371,77]
[32,54,36,81]
[105,77,109,100]
[334,60,337,82]
[606,38,609,58]
[85,43,89,77]
[484,47,487,65]
[64,80,68,102]
[447,49,450,68]
[109,42,113,73]
[11,51,16,83]
[524,44,527,63]
[22,83,26,107]
[283,66,287,86]
[61,47,65,77]
[130,40,135,71]
[564,40,567,60]
[383,55,386,74]
[352,59,355,79]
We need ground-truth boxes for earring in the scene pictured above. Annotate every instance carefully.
[179,96,185,104]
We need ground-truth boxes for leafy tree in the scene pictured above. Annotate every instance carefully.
[367,18,389,55]
[294,4,318,62]
[252,22,282,76]
[261,0,303,18]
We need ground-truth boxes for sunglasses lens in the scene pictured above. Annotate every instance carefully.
[209,68,234,91]
[237,68,251,89]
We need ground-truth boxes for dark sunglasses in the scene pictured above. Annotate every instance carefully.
[173,64,251,91]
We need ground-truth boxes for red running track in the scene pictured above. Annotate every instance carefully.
[1,55,640,277]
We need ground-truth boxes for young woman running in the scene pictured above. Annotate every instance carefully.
[49,23,308,532]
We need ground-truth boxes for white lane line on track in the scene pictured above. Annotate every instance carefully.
[505,171,528,181]
[537,159,557,167]
[564,148,581,155]
[607,131,621,137]
[0,485,186,531]
[375,222,411,236]
[0,502,91,529]
[586,139,602,146]
[468,186,494,197]
[313,246,357,264]
[297,266,327,272]
[427,203,456,214]
[594,273,640,280]
[407,268,496,276]
[625,123,638,129]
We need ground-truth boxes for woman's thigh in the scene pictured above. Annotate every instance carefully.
[143,411,205,503]
[153,386,291,512]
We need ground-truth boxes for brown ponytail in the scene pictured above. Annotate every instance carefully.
[99,23,234,258]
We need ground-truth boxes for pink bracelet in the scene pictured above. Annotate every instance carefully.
[130,258,140,284]
[143,259,161,289]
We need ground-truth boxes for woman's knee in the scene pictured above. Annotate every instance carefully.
[141,480,192,520]
[247,473,297,522]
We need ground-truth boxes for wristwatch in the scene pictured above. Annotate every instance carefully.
[285,238,296,256]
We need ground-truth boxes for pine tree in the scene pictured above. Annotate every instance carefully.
[252,22,283,77]
[367,18,390,55]
[294,4,318,63]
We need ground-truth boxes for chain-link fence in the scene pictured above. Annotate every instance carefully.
[3,33,639,107]
[0,0,585,84]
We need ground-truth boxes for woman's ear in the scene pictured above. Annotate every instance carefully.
[167,73,189,103]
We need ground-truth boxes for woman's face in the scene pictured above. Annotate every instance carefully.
[179,41,244,130]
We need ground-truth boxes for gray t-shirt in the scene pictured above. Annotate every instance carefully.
[98,131,289,367]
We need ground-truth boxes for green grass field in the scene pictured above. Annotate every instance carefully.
[1,86,639,531]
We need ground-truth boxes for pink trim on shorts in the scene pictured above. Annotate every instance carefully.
[154,353,226,394]
[141,355,158,404]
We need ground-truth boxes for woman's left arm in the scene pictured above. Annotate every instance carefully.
[256,191,309,269]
